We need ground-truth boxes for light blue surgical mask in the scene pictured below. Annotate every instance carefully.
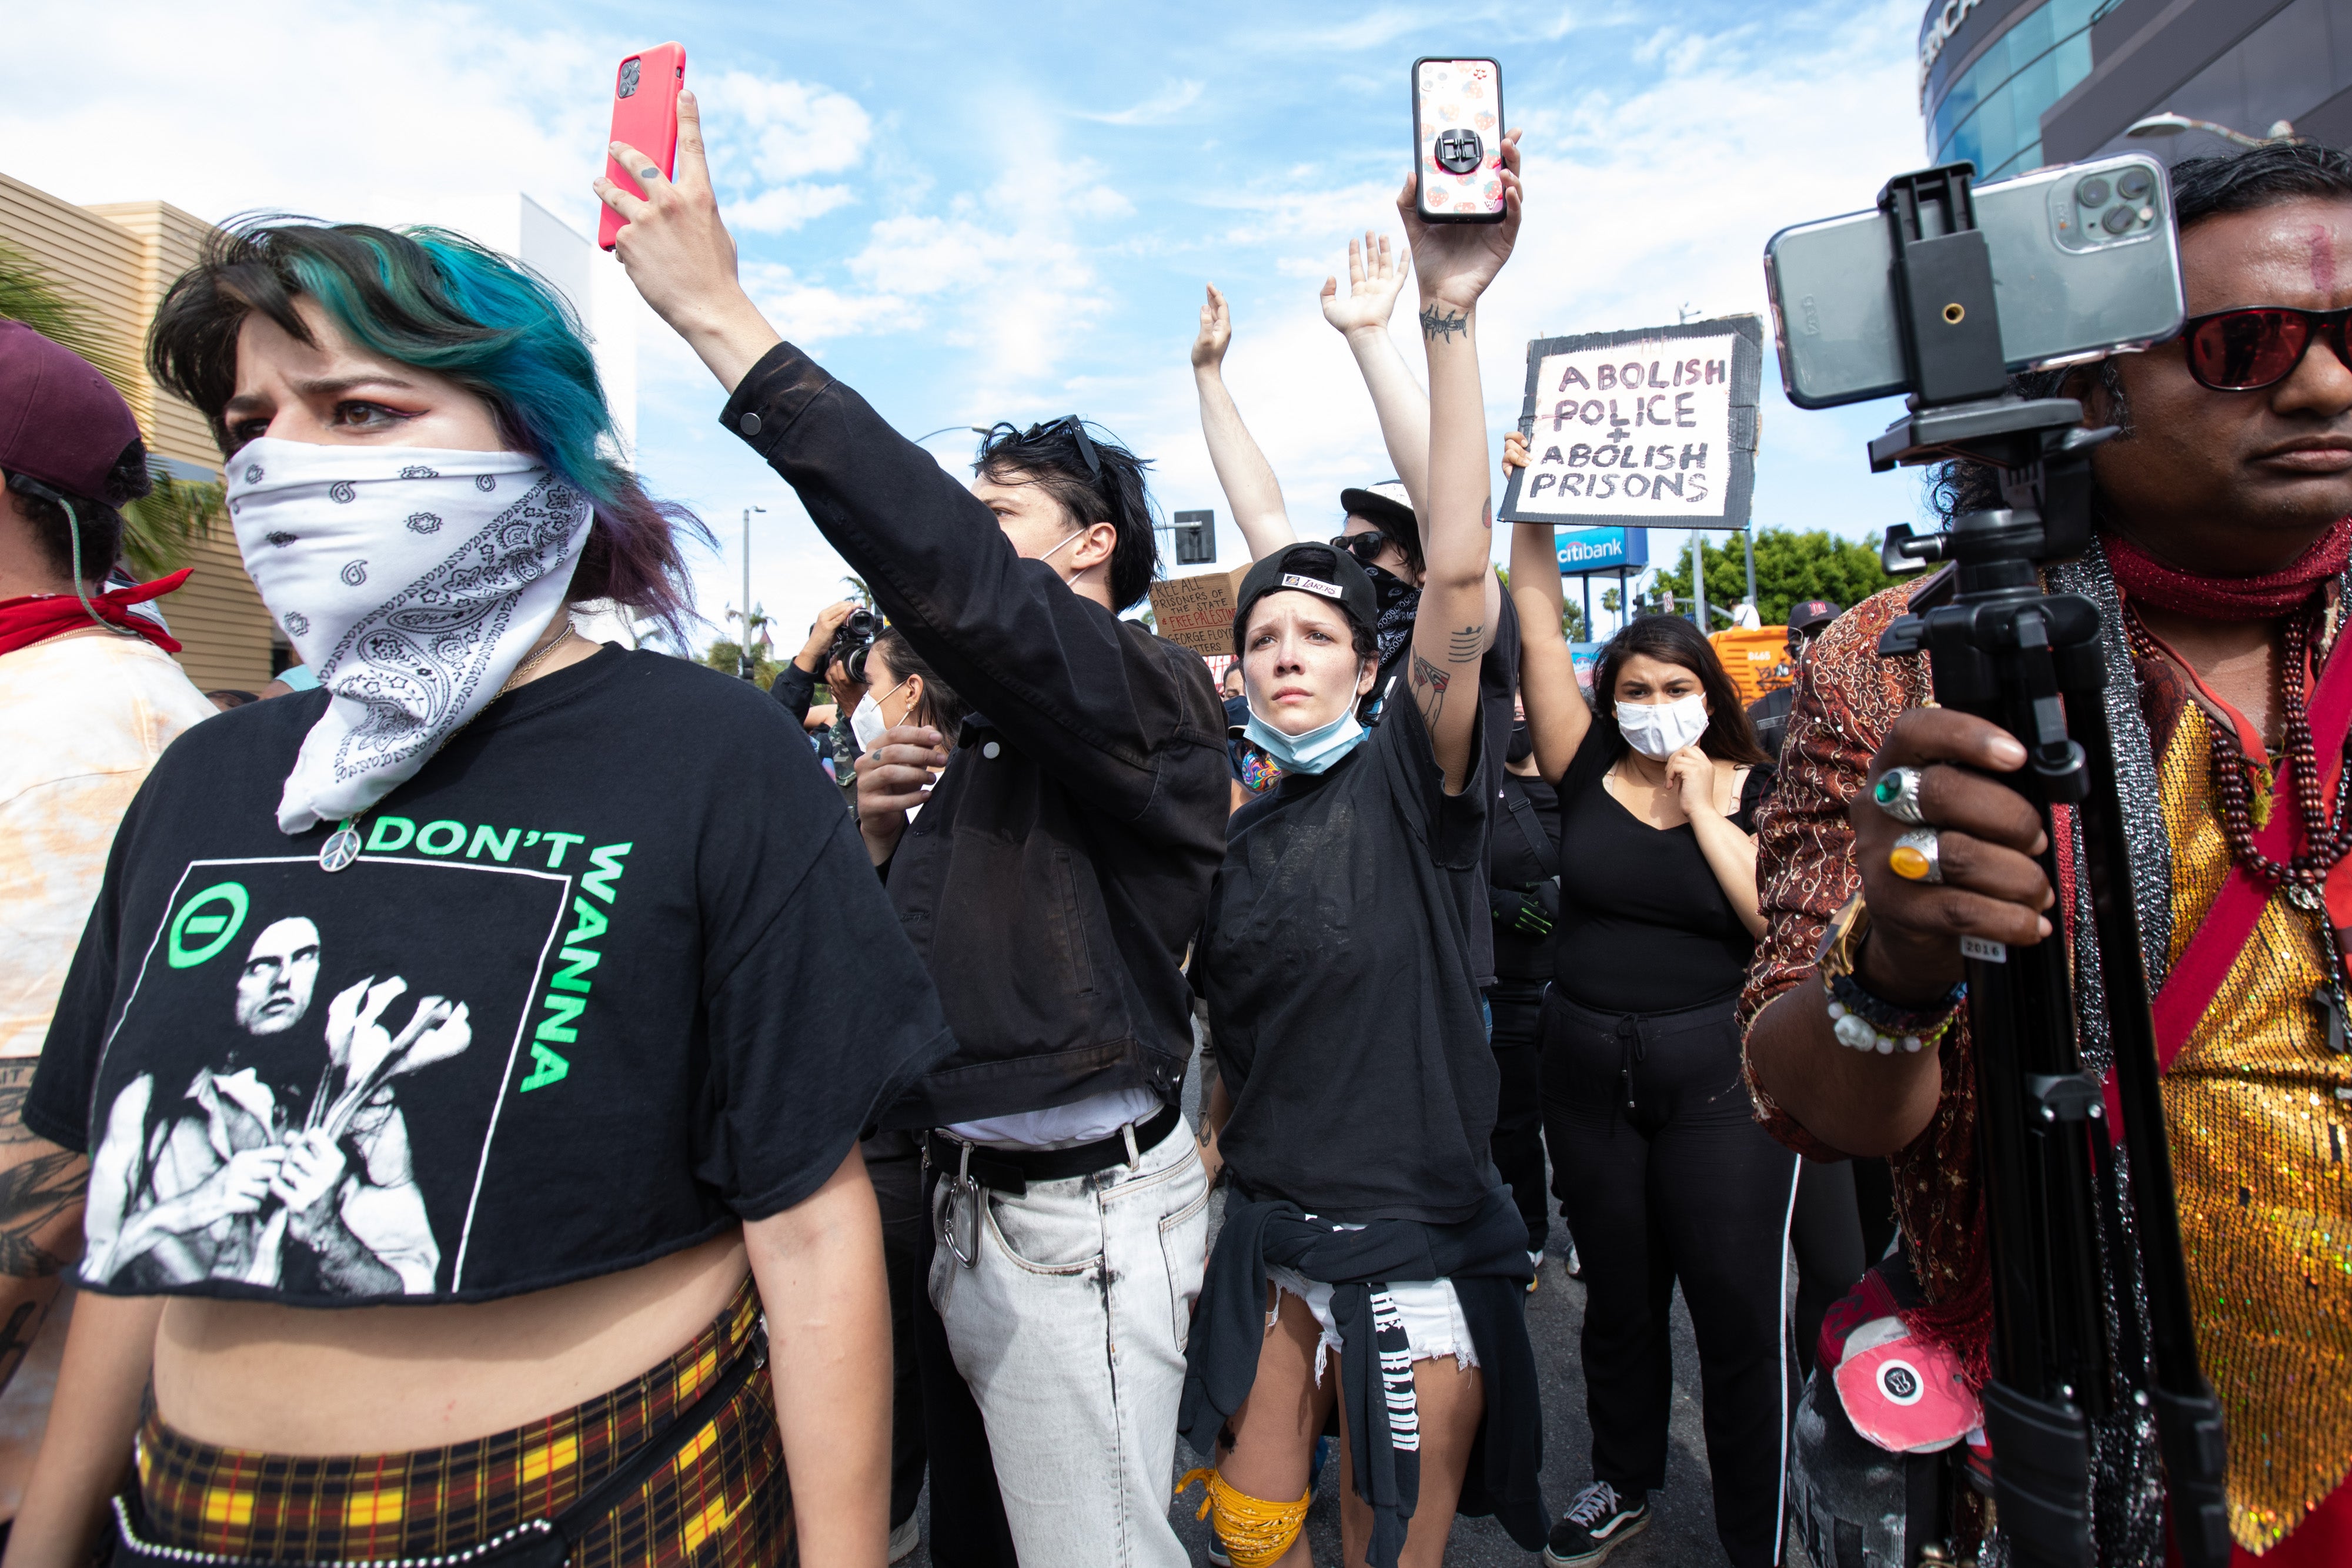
[1242,698,1368,775]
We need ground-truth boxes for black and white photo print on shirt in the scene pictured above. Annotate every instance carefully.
[80,853,572,1298]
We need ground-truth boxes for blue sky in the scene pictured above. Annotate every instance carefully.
[7,0,1938,651]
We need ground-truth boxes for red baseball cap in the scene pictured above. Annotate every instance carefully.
[0,320,147,503]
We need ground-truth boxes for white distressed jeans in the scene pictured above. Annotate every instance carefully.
[930,1122,1211,1568]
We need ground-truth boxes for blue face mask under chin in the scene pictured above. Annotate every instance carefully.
[1242,687,1369,775]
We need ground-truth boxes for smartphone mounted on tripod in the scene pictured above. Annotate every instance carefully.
[1780,162,2231,1568]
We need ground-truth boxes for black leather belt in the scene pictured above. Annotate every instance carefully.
[924,1104,1182,1196]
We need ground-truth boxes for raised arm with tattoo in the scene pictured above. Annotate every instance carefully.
[1398,138,1521,789]
[1190,284,1298,561]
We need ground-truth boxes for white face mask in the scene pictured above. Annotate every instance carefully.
[850,677,911,753]
[227,439,592,834]
[1038,526,1089,587]
[1615,691,1710,761]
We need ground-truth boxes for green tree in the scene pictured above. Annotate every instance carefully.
[702,639,785,688]
[1496,566,1588,641]
[0,238,222,577]
[1651,528,1897,626]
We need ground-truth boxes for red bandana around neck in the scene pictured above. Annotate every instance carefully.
[2103,519,2352,620]
[0,569,192,658]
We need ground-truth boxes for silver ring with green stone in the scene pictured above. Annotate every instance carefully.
[1873,765,1929,825]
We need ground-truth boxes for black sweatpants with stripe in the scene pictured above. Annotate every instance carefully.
[1539,989,1800,1568]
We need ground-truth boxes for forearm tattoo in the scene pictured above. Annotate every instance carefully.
[1419,303,1469,343]
[1448,624,1484,661]
[1411,651,1452,723]
[0,1064,76,1280]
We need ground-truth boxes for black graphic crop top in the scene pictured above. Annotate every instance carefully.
[29,647,954,1306]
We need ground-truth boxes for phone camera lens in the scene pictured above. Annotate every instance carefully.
[2077,176,2110,208]
[2116,168,2153,202]
[617,58,641,98]
[2102,203,2137,235]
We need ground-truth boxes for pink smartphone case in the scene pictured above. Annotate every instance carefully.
[599,42,686,251]
[1412,58,1505,223]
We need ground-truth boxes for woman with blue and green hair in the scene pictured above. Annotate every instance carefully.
[8,218,952,1568]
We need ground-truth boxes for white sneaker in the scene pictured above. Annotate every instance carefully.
[889,1514,920,1563]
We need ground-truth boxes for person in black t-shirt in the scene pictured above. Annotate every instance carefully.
[1190,242,1525,997]
[11,217,951,1568]
[1508,497,1803,1568]
[1180,137,1549,1568]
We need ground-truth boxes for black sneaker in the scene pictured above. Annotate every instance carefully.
[1544,1481,1651,1566]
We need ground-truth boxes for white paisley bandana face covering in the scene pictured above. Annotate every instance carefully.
[226,438,594,835]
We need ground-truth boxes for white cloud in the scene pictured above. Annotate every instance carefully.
[694,69,874,233]
[701,71,874,183]
[0,1,616,240]
[1079,80,1204,126]
[725,183,858,234]
[739,261,924,343]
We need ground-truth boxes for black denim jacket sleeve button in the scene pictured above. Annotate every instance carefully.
[739,412,761,436]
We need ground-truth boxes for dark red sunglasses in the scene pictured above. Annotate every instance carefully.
[2183,306,2352,391]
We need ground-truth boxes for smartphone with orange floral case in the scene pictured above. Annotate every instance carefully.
[1412,58,1506,225]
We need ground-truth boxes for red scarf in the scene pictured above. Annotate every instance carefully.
[2103,519,2352,619]
[0,569,192,657]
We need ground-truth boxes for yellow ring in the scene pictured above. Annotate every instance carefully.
[1890,844,1935,880]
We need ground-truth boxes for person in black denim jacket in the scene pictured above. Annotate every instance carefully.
[599,92,1230,1568]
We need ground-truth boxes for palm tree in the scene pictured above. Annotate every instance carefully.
[0,238,222,577]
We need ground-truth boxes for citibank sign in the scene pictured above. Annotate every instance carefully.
[1919,0,1985,102]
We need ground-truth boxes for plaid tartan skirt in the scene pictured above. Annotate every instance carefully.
[132,1275,791,1568]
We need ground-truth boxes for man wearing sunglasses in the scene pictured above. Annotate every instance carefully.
[1746,141,2352,1562]
[599,96,1231,1568]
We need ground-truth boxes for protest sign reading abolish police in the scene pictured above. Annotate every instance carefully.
[1500,315,1763,530]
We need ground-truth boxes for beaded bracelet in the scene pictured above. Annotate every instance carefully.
[1822,969,1966,1055]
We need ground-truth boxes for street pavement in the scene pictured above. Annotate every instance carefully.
[897,1057,1810,1568]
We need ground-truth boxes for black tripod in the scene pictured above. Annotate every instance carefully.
[1863,166,2230,1568]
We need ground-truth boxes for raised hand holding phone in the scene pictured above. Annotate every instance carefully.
[596,89,782,393]
[1400,127,1523,323]
[598,44,687,252]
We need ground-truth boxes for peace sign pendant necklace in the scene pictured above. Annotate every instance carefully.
[315,624,577,872]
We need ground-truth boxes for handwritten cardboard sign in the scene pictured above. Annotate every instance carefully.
[1500,315,1763,530]
[1147,562,1254,658]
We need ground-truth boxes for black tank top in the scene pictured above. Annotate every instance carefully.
[1551,724,1757,1014]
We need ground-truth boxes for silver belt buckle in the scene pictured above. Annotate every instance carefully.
[937,1137,981,1269]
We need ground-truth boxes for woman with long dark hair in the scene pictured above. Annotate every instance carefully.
[1508,519,1796,1568]
[8,218,951,1568]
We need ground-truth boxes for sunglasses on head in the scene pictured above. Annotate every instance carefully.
[2182,306,2352,392]
[1023,415,1100,482]
[1328,531,1388,566]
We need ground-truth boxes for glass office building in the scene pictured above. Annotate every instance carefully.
[1925,0,2352,179]
[1923,0,2111,179]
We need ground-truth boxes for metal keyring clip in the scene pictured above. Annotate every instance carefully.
[936,1139,981,1268]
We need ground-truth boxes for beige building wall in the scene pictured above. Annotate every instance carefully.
[0,174,274,691]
